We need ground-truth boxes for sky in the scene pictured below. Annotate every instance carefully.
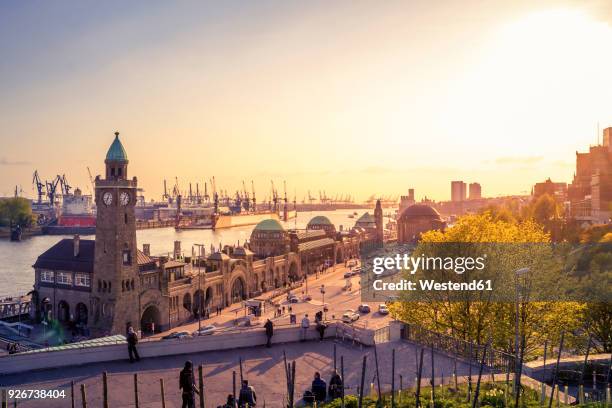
[1,0,612,202]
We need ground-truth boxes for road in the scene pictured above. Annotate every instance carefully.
[150,261,391,339]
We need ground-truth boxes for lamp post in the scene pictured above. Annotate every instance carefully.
[514,267,529,396]
[320,284,326,320]
[194,243,206,335]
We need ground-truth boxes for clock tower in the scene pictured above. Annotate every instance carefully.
[92,132,141,334]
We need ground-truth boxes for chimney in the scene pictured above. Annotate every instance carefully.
[73,235,80,257]
[173,241,181,259]
[143,243,150,256]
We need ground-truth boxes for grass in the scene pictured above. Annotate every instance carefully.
[319,382,591,408]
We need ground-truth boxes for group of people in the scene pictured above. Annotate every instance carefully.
[180,360,257,408]
[305,370,344,404]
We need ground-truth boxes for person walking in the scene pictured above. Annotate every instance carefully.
[301,314,310,341]
[238,380,257,407]
[220,394,235,408]
[264,319,274,348]
[316,321,327,341]
[311,372,327,402]
[179,360,199,408]
[328,370,343,400]
[127,326,140,363]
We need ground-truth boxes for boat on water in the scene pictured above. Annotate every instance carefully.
[43,188,96,235]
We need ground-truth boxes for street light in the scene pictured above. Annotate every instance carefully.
[320,284,326,320]
[194,243,206,335]
[514,267,529,397]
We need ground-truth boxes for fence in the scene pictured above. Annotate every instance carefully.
[401,322,514,372]
[373,326,390,344]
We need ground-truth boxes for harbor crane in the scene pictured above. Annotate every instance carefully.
[32,170,45,203]
[162,179,170,202]
[251,180,256,211]
[58,174,71,196]
[86,167,95,195]
[270,180,278,212]
[46,177,60,205]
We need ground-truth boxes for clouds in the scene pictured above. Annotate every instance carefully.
[493,156,543,165]
[0,157,30,166]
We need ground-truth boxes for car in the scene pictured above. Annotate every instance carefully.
[358,304,371,313]
[351,267,362,275]
[289,295,299,303]
[343,271,353,278]
[341,309,360,323]
[378,304,389,315]
[162,331,191,340]
[192,325,217,336]
[302,294,312,301]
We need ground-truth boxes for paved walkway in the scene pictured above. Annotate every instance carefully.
[0,339,480,408]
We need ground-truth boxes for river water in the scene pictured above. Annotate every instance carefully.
[0,210,361,296]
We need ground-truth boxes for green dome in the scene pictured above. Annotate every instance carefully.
[307,215,333,226]
[105,132,128,162]
[253,218,284,232]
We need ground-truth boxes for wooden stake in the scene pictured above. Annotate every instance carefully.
[391,348,396,408]
[71,380,75,408]
[1,389,6,408]
[133,373,139,408]
[341,356,345,408]
[374,344,382,404]
[160,379,166,408]
[430,343,435,404]
[416,348,424,408]
[358,355,367,408]
[102,372,109,408]
[80,384,87,408]
[548,332,565,408]
[334,344,337,372]
[239,357,244,383]
[199,364,205,408]
[472,343,488,408]
[233,371,237,406]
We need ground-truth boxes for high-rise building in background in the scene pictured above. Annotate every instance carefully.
[399,188,416,215]
[468,183,481,200]
[451,181,467,202]
[567,127,612,223]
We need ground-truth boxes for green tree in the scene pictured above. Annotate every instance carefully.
[0,197,34,227]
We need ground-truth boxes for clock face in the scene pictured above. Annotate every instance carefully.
[120,191,130,206]
[102,192,113,206]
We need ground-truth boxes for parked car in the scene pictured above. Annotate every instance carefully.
[378,304,389,315]
[192,325,217,336]
[351,267,362,275]
[341,309,360,323]
[289,295,299,303]
[343,271,353,278]
[162,331,191,340]
[302,294,312,301]
[358,304,371,313]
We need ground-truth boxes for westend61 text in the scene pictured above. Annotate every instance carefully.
[372,279,493,291]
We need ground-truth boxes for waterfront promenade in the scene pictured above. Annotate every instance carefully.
[0,339,478,407]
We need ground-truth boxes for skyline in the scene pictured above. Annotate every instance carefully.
[1,1,612,201]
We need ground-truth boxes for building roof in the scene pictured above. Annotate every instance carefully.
[307,215,333,226]
[136,249,154,266]
[253,218,284,232]
[208,251,230,261]
[356,212,376,225]
[105,132,128,162]
[163,260,185,269]
[294,229,327,241]
[33,239,95,273]
[398,204,442,220]
[233,246,254,256]
[297,237,335,252]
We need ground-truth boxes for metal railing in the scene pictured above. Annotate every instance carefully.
[401,322,514,372]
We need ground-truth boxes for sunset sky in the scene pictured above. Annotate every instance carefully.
[1,0,611,202]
